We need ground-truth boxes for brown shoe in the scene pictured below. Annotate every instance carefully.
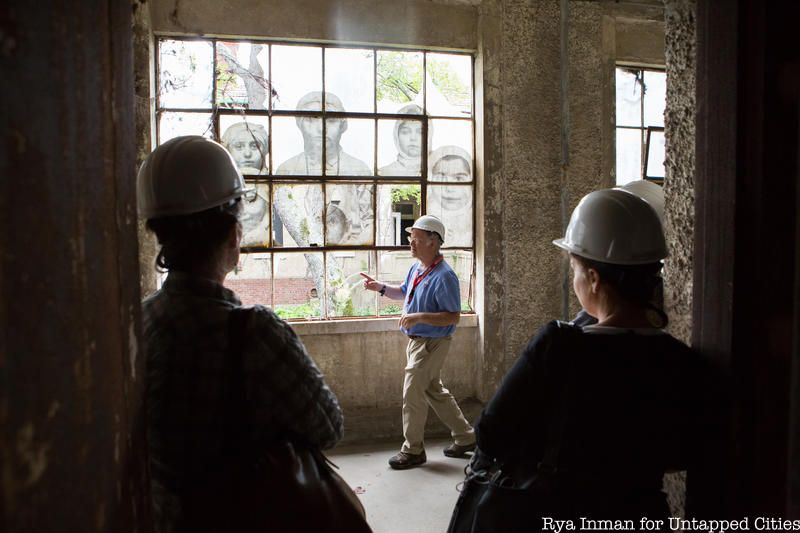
[443,442,476,458]
[388,450,427,470]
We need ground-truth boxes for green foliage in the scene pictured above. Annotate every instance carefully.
[391,186,421,204]
[428,58,470,109]
[379,304,403,316]
[299,218,310,241]
[274,302,320,319]
[376,52,422,103]
[461,301,472,312]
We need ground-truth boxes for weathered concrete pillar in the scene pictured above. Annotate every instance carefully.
[0,1,150,531]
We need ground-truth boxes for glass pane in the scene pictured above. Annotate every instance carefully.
[158,39,213,109]
[272,183,324,247]
[219,115,269,175]
[326,251,376,317]
[427,185,473,247]
[158,112,213,144]
[616,128,643,185]
[645,130,666,179]
[429,144,472,184]
[376,51,424,114]
[377,184,420,246]
[326,184,374,246]
[216,41,269,110]
[272,45,323,111]
[330,118,373,175]
[429,121,472,178]
[225,253,272,307]
[325,48,374,113]
[616,68,642,127]
[378,114,423,176]
[240,184,270,248]
[273,252,323,319]
[377,251,417,315]
[273,116,321,176]
[643,71,666,127]
[425,53,472,117]
[441,250,473,312]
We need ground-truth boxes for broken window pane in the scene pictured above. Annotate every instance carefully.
[378,115,423,177]
[378,251,417,315]
[425,53,472,117]
[426,185,473,247]
[377,184,420,246]
[326,251,376,317]
[645,129,666,179]
[441,250,473,311]
[326,184,374,246]
[429,120,472,179]
[616,128,642,185]
[216,41,270,110]
[272,45,322,111]
[331,118,374,175]
[616,68,642,128]
[219,115,270,175]
[225,253,272,307]
[158,112,213,144]
[273,252,323,319]
[272,183,324,247]
[158,39,213,109]
[240,184,271,248]
[376,51,424,114]
[643,71,666,128]
[272,116,321,176]
[325,48,375,113]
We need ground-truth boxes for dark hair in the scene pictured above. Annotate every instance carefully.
[573,255,668,327]
[146,200,242,272]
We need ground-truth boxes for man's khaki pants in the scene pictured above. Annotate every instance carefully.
[401,336,475,454]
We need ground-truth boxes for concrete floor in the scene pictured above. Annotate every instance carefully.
[328,439,471,533]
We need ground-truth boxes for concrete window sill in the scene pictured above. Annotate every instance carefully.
[290,313,479,336]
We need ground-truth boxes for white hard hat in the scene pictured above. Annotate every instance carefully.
[406,215,446,243]
[137,136,245,218]
[616,180,665,222]
[553,188,667,265]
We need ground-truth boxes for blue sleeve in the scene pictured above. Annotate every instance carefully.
[436,270,461,313]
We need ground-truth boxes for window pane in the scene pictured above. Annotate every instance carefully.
[158,40,213,109]
[273,183,324,247]
[325,48,374,113]
[645,130,666,179]
[274,252,323,319]
[643,71,666,127]
[219,115,270,175]
[240,183,270,248]
[429,120,472,179]
[376,51,424,114]
[326,251,376,317]
[272,45,322,111]
[225,253,272,307]
[377,184,420,246]
[441,250,473,311]
[425,53,472,117]
[377,115,423,176]
[616,68,642,127]
[616,128,643,185]
[216,41,269,110]
[326,184,374,245]
[273,116,321,176]
[378,251,416,315]
[330,118,373,175]
[158,112,213,144]
[429,145,472,184]
[427,185,473,247]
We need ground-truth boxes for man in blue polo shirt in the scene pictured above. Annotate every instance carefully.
[361,215,475,469]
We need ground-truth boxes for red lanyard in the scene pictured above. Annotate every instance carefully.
[406,256,443,305]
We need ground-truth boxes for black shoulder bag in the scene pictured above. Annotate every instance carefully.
[182,307,372,532]
[447,321,580,533]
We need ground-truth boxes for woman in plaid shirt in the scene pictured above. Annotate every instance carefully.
[138,136,343,532]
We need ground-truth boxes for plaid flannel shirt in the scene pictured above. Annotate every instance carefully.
[143,272,343,529]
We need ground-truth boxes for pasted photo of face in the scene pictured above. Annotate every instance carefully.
[239,186,269,247]
[397,120,422,158]
[221,122,269,175]
[429,146,472,212]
